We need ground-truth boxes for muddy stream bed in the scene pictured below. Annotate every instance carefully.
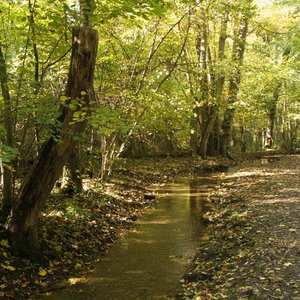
[44,173,223,300]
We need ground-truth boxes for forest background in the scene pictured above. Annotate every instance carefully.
[0,0,299,288]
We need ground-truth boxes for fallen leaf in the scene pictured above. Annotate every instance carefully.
[39,268,47,277]
[5,265,16,271]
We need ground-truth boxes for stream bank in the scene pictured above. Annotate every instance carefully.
[179,155,300,299]
[0,156,234,299]
[43,175,219,300]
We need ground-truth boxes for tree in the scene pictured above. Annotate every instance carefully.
[198,3,230,158]
[231,0,300,153]
[4,1,98,261]
[219,2,253,157]
[0,45,15,220]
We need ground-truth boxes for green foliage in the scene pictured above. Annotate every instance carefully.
[0,144,19,164]
[0,0,299,173]
[90,107,131,136]
[96,0,169,20]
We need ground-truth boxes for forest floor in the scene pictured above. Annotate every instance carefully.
[1,153,299,300]
[0,155,234,299]
[179,154,300,300]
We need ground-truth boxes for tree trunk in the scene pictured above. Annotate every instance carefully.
[240,125,247,153]
[68,147,84,193]
[207,114,221,156]
[268,104,276,148]
[190,106,200,155]
[219,14,250,157]
[193,8,209,156]
[199,5,229,159]
[199,105,218,159]
[268,82,281,148]
[0,46,15,221]
[4,26,98,261]
[60,147,84,194]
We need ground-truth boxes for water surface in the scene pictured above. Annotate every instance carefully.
[45,174,220,300]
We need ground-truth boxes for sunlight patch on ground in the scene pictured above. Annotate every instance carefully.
[252,198,300,204]
[278,169,299,175]
[68,277,88,285]
[138,219,173,225]
[157,192,210,198]
[44,210,64,218]
[227,169,274,178]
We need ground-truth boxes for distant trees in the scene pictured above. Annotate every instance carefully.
[185,0,299,157]
[235,0,300,153]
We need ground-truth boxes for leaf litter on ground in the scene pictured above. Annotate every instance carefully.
[178,155,300,300]
[0,156,234,299]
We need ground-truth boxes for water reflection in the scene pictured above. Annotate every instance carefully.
[44,174,220,300]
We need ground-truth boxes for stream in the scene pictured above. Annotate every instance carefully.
[45,173,222,300]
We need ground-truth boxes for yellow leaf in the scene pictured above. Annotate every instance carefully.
[0,239,9,248]
[80,91,87,96]
[60,95,68,102]
[39,268,47,277]
[5,265,16,271]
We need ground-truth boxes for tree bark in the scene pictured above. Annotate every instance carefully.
[268,82,281,148]
[190,111,200,156]
[67,147,84,193]
[190,7,209,156]
[199,105,218,159]
[240,125,247,153]
[60,147,84,194]
[199,5,229,159]
[4,26,98,261]
[219,13,250,157]
[0,45,15,221]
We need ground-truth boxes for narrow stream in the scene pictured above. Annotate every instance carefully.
[45,173,221,300]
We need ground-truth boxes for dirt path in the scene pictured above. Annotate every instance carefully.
[180,155,300,299]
